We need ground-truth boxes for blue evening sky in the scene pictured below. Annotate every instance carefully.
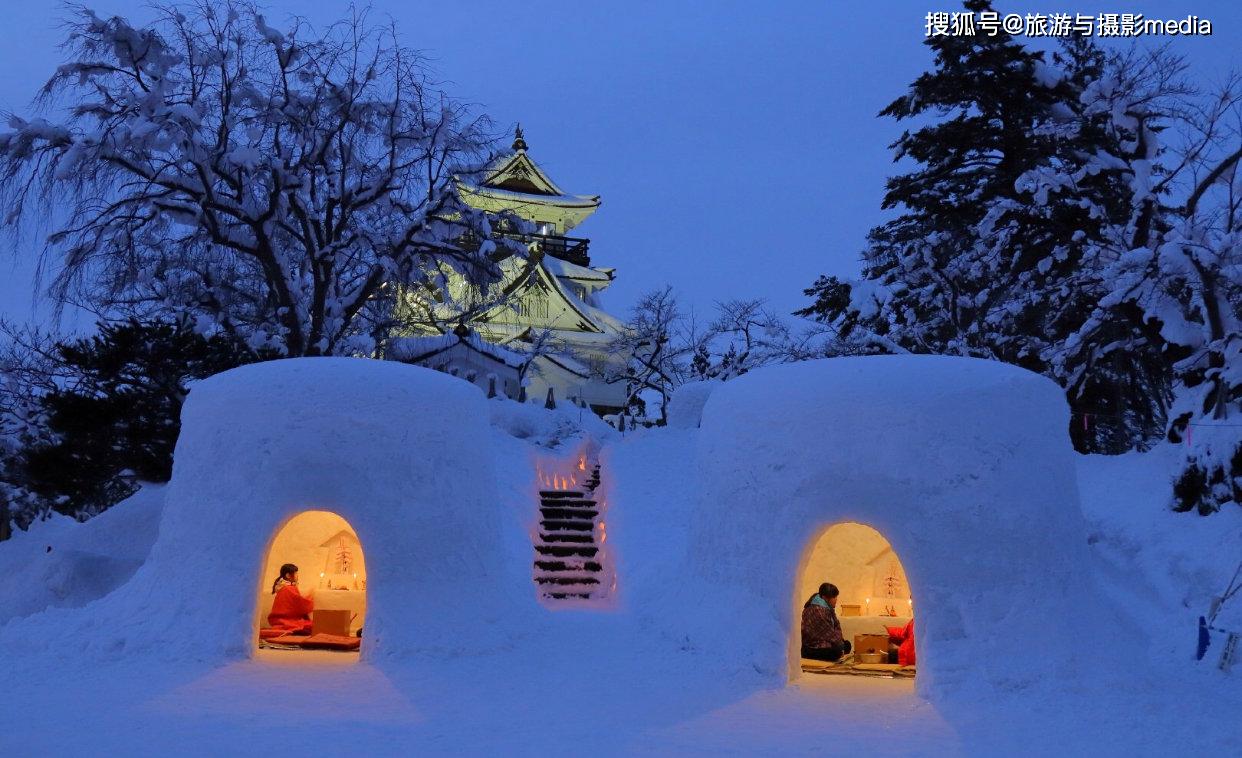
[0,1,1237,331]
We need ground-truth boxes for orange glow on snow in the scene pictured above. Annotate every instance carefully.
[537,468,580,491]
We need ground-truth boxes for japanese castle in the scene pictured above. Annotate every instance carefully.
[389,127,628,415]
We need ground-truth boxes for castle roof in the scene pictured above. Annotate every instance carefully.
[387,330,527,370]
[456,126,600,231]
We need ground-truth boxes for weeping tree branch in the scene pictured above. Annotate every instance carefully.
[0,1,515,356]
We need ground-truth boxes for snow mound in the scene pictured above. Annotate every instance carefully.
[488,393,616,448]
[1077,445,1242,657]
[0,485,164,627]
[666,379,721,429]
[680,356,1112,696]
[0,358,534,662]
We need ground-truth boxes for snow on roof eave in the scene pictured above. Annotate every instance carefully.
[542,352,592,379]
[583,306,626,334]
[478,259,609,336]
[540,261,614,333]
[456,180,601,209]
[558,281,626,334]
[482,324,619,347]
[481,325,530,344]
[543,256,615,283]
[388,333,526,370]
[480,151,572,197]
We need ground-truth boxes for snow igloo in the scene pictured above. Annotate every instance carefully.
[678,356,1105,695]
[78,358,530,661]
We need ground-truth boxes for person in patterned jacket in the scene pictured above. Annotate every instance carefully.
[801,582,851,662]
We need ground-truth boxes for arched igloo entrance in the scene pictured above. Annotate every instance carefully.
[256,510,367,653]
[795,522,915,678]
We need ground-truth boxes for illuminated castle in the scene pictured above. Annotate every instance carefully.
[391,127,629,415]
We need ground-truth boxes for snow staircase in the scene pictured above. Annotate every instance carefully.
[534,465,606,601]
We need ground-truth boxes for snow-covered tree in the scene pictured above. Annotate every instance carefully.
[22,320,269,518]
[607,290,834,422]
[0,3,515,356]
[810,0,1083,359]
[0,318,268,537]
[510,326,583,400]
[688,298,844,380]
[604,287,690,424]
[799,9,1169,453]
[1058,64,1242,513]
[694,299,793,380]
[0,324,59,539]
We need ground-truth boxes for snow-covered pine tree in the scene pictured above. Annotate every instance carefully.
[0,325,59,539]
[1057,59,1242,513]
[1022,44,1186,453]
[17,319,270,521]
[799,3,1167,452]
[0,3,517,356]
[800,0,1076,356]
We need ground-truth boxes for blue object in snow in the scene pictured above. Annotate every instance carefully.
[1197,615,1211,661]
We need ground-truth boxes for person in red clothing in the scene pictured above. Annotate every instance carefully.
[897,619,916,666]
[885,619,916,666]
[268,563,314,634]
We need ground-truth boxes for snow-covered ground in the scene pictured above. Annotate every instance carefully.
[2,358,1240,756]
[1,628,1236,755]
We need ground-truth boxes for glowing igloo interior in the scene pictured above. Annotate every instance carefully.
[257,510,368,638]
[797,522,914,668]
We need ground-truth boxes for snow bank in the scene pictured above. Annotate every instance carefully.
[0,485,164,627]
[0,358,536,663]
[1077,444,1242,662]
[488,391,616,447]
[674,356,1109,696]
